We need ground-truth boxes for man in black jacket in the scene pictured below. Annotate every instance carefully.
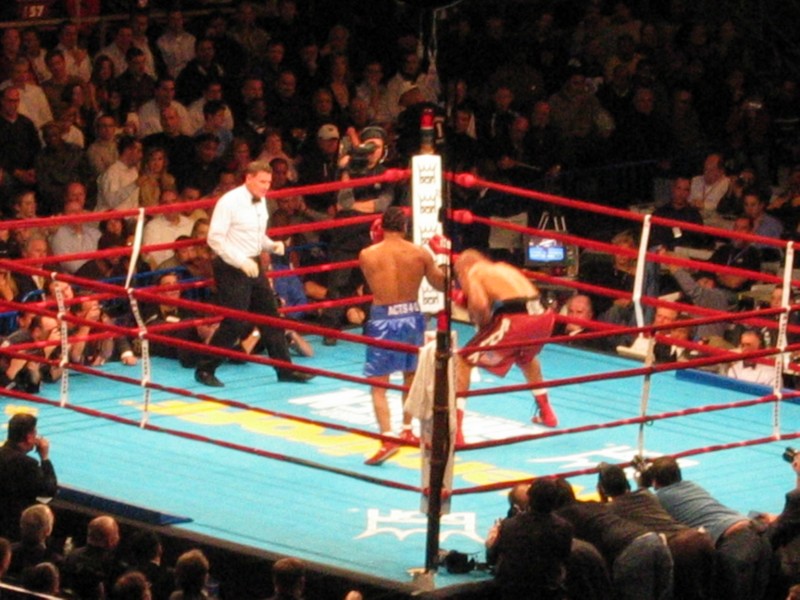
[0,413,57,539]
[486,477,574,599]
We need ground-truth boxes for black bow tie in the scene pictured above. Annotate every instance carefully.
[743,361,758,369]
[252,195,261,205]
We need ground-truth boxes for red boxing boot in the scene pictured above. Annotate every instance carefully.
[531,394,558,428]
[455,408,466,448]
[365,441,400,466]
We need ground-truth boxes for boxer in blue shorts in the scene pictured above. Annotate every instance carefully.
[364,301,425,378]
[358,207,447,465]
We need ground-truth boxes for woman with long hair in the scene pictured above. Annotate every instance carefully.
[88,54,115,112]
[255,128,297,182]
[60,82,96,143]
[137,146,176,209]
[325,52,355,115]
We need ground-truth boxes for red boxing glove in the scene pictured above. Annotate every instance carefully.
[450,288,468,308]
[427,233,451,256]
[370,217,383,243]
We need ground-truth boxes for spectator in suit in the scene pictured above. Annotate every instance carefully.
[12,235,49,302]
[171,549,210,600]
[142,105,195,178]
[8,504,62,580]
[0,413,58,539]
[0,85,40,216]
[177,38,226,106]
[650,176,707,250]
[486,477,574,599]
[114,47,156,112]
[62,515,123,600]
[123,531,174,600]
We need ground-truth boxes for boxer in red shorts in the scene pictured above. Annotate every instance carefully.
[454,249,557,444]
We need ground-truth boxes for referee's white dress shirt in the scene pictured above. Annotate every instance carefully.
[207,183,280,269]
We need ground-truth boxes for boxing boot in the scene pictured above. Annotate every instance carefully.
[532,393,558,428]
[455,407,466,447]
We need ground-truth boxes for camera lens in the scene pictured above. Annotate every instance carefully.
[783,447,797,463]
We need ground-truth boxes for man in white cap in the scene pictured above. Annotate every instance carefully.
[297,122,341,214]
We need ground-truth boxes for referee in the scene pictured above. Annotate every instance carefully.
[195,160,314,386]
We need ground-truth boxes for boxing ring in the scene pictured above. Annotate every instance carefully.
[1,170,800,597]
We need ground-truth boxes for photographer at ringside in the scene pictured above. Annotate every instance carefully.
[764,448,800,598]
[644,455,772,600]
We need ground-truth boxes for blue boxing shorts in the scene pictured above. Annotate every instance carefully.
[364,301,425,378]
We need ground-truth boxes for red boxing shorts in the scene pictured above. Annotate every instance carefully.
[460,298,555,377]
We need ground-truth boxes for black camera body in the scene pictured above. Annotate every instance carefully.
[784,447,798,463]
[346,141,378,176]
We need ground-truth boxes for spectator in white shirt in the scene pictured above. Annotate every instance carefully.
[96,135,142,213]
[0,58,53,129]
[55,21,91,83]
[726,329,774,386]
[87,114,120,177]
[690,152,731,226]
[97,24,135,82]
[157,9,196,79]
[137,76,192,138]
[21,28,48,84]
[142,188,195,268]
[49,196,101,273]
[187,80,234,133]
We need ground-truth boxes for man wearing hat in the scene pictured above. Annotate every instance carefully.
[297,122,341,214]
[319,125,394,345]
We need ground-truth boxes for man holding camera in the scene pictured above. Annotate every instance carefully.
[486,478,574,600]
[336,125,395,214]
[319,126,395,345]
[0,413,58,538]
[647,455,772,600]
[597,462,715,600]
[764,448,800,598]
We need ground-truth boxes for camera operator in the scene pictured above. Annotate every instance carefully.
[336,125,395,214]
[764,448,800,598]
[317,126,394,345]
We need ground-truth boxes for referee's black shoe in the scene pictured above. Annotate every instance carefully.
[277,370,315,383]
[195,369,224,387]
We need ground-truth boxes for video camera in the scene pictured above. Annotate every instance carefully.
[339,126,387,176]
[346,140,378,175]
[436,550,491,574]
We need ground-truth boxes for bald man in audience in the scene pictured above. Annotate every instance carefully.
[62,515,122,599]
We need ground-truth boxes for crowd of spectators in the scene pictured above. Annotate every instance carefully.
[0,412,363,600]
[486,454,800,599]
[0,0,795,377]
[0,5,798,598]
